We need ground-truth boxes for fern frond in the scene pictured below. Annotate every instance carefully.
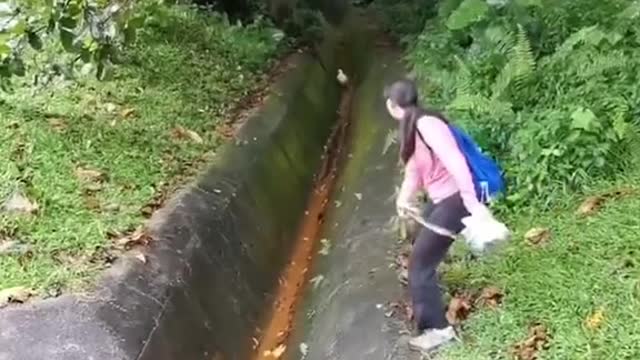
[446,0,490,31]
[579,50,628,78]
[549,25,622,63]
[454,55,474,96]
[597,96,630,139]
[491,25,535,100]
[610,123,640,172]
[484,25,515,55]
[618,0,640,20]
[448,93,514,117]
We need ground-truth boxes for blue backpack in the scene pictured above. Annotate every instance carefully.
[418,124,506,203]
[447,124,505,203]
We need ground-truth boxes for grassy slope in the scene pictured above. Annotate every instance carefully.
[441,172,640,359]
[0,5,282,293]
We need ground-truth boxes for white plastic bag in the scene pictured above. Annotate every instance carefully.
[460,211,510,254]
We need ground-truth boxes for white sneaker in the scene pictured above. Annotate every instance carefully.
[408,326,457,354]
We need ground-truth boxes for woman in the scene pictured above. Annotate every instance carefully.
[384,79,494,353]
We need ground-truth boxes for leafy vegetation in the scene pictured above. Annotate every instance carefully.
[405,0,640,208]
[0,0,274,85]
[0,0,161,84]
[0,2,284,292]
[370,0,438,44]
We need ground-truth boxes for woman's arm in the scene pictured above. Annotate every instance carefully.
[396,155,422,209]
[418,116,486,216]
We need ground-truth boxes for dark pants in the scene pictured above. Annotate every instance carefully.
[409,193,469,331]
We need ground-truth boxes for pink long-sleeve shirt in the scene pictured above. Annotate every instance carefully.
[397,115,485,216]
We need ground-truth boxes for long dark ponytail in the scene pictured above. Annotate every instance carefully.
[384,79,449,164]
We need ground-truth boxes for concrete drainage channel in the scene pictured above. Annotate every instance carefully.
[0,6,416,360]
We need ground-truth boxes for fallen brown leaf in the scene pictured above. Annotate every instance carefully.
[48,118,68,132]
[52,249,89,267]
[215,123,235,138]
[576,196,605,216]
[604,187,635,198]
[171,125,204,144]
[2,192,38,214]
[85,183,103,192]
[512,323,549,360]
[577,188,636,216]
[387,300,413,321]
[446,293,473,325]
[83,194,101,210]
[0,286,34,308]
[120,108,136,118]
[74,167,105,183]
[398,269,408,285]
[395,253,410,285]
[185,128,204,143]
[585,307,605,330]
[524,227,551,245]
[112,227,152,251]
[104,203,120,213]
[478,286,504,308]
[396,253,410,269]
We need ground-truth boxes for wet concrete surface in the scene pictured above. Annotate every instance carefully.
[285,47,420,360]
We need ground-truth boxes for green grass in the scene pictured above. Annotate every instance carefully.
[0,5,283,293]
[438,172,640,359]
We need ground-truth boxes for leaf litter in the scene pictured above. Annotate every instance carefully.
[446,292,474,325]
[387,300,413,322]
[109,227,153,252]
[511,323,550,360]
[525,227,551,246]
[171,125,204,144]
[585,307,605,330]
[576,187,635,216]
[0,286,35,308]
[477,285,504,308]
[74,167,106,183]
[47,118,68,132]
[395,252,409,285]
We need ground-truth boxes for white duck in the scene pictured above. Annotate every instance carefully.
[337,68,348,86]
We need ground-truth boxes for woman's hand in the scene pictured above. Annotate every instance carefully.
[396,198,421,220]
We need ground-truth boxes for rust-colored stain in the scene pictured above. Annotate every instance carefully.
[253,84,354,359]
